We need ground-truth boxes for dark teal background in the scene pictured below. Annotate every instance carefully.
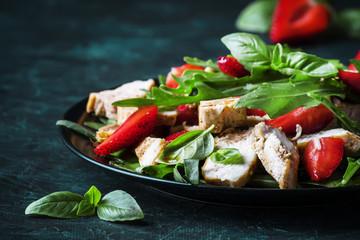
[1,0,359,239]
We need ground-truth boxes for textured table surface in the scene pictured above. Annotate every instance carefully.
[1,0,360,239]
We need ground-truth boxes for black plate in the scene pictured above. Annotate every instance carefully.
[59,97,360,207]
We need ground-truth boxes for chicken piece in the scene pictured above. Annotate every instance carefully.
[135,137,168,167]
[202,129,258,187]
[117,107,138,125]
[252,122,300,189]
[86,79,155,120]
[156,110,178,126]
[95,123,119,143]
[297,128,360,156]
[198,97,247,133]
[246,115,269,127]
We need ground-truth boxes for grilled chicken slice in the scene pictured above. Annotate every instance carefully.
[135,137,168,167]
[297,128,360,156]
[252,122,300,189]
[202,129,258,187]
[198,97,247,133]
[86,79,155,120]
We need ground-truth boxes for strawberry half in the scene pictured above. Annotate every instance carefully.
[217,56,250,78]
[348,50,360,72]
[338,70,360,96]
[303,137,344,181]
[176,104,198,126]
[270,0,330,43]
[166,63,205,88]
[165,131,188,143]
[266,104,333,136]
[94,105,158,156]
[246,108,267,117]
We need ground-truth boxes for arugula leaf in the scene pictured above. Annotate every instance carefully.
[235,79,345,118]
[308,93,360,135]
[235,0,277,34]
[210,148,244,165]
[136,164,174,179]
[184,56,219,70]
[156,126,214,164]
[97,190,144,222]
[25,191,84,218]
[56,120,97,141]
[341,158,360,186]
[350,59,360,72]
[113,82,229,107]
[158,74,167,86]
[98,116,117,125]
[221,32,272,70]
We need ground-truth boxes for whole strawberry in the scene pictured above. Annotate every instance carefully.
[217,56,250,78]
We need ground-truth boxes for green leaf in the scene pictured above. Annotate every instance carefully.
[136,164,174,179]
[338,9,360,39]
[221,32,272,70]
[308,93,360,135]
[84,186,101,206]
[235,0,277,34]
[210,148,244,165]
[341,157,360,186]
[77,200,96,217]
[56,120,96,141]
[25,191,84,218]
[173,163,187,183]
[98,116,117,125]
[235,79,345,118]
[97,190,144,222]
[350,59,360,72]
[84,121,105,130]
[156,126,215,164]
[184,159,200,184]
[273,51,339,78]
[184,56,219,70]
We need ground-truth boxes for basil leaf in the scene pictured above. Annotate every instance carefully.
[84,186,101,206]
[308,93,360,135]
[338,9,360,39]
[184,159,200,184]
[136,164,174,179]
[221,32,272,70]
[272,51,338,78]
[77,200,96,217]
[97,190,144,222]
[341,158,360,186]
[184,56,219,70]
[56,120,96,141]
[84,121,105,130]
[235,80,345,118]
[350,59,360,72]
[210,148,244,165]
[25,191,84,218]
[173,163,187,183]
[235,0,277,34]
[156,126,215,164]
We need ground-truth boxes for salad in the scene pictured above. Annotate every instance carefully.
[58,32,360,189]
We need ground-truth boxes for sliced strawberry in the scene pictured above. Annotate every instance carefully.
[348,50,360,71]
[94,105,158,156]
[270,0,330,43]
[246,108,267,117]
[165,131,188,143]
[176,104,198,126]
[166,63,205,88]
[217,56,250,78]
[338,70,360,96]
[303,137,344,181]
[266,104,333,136]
